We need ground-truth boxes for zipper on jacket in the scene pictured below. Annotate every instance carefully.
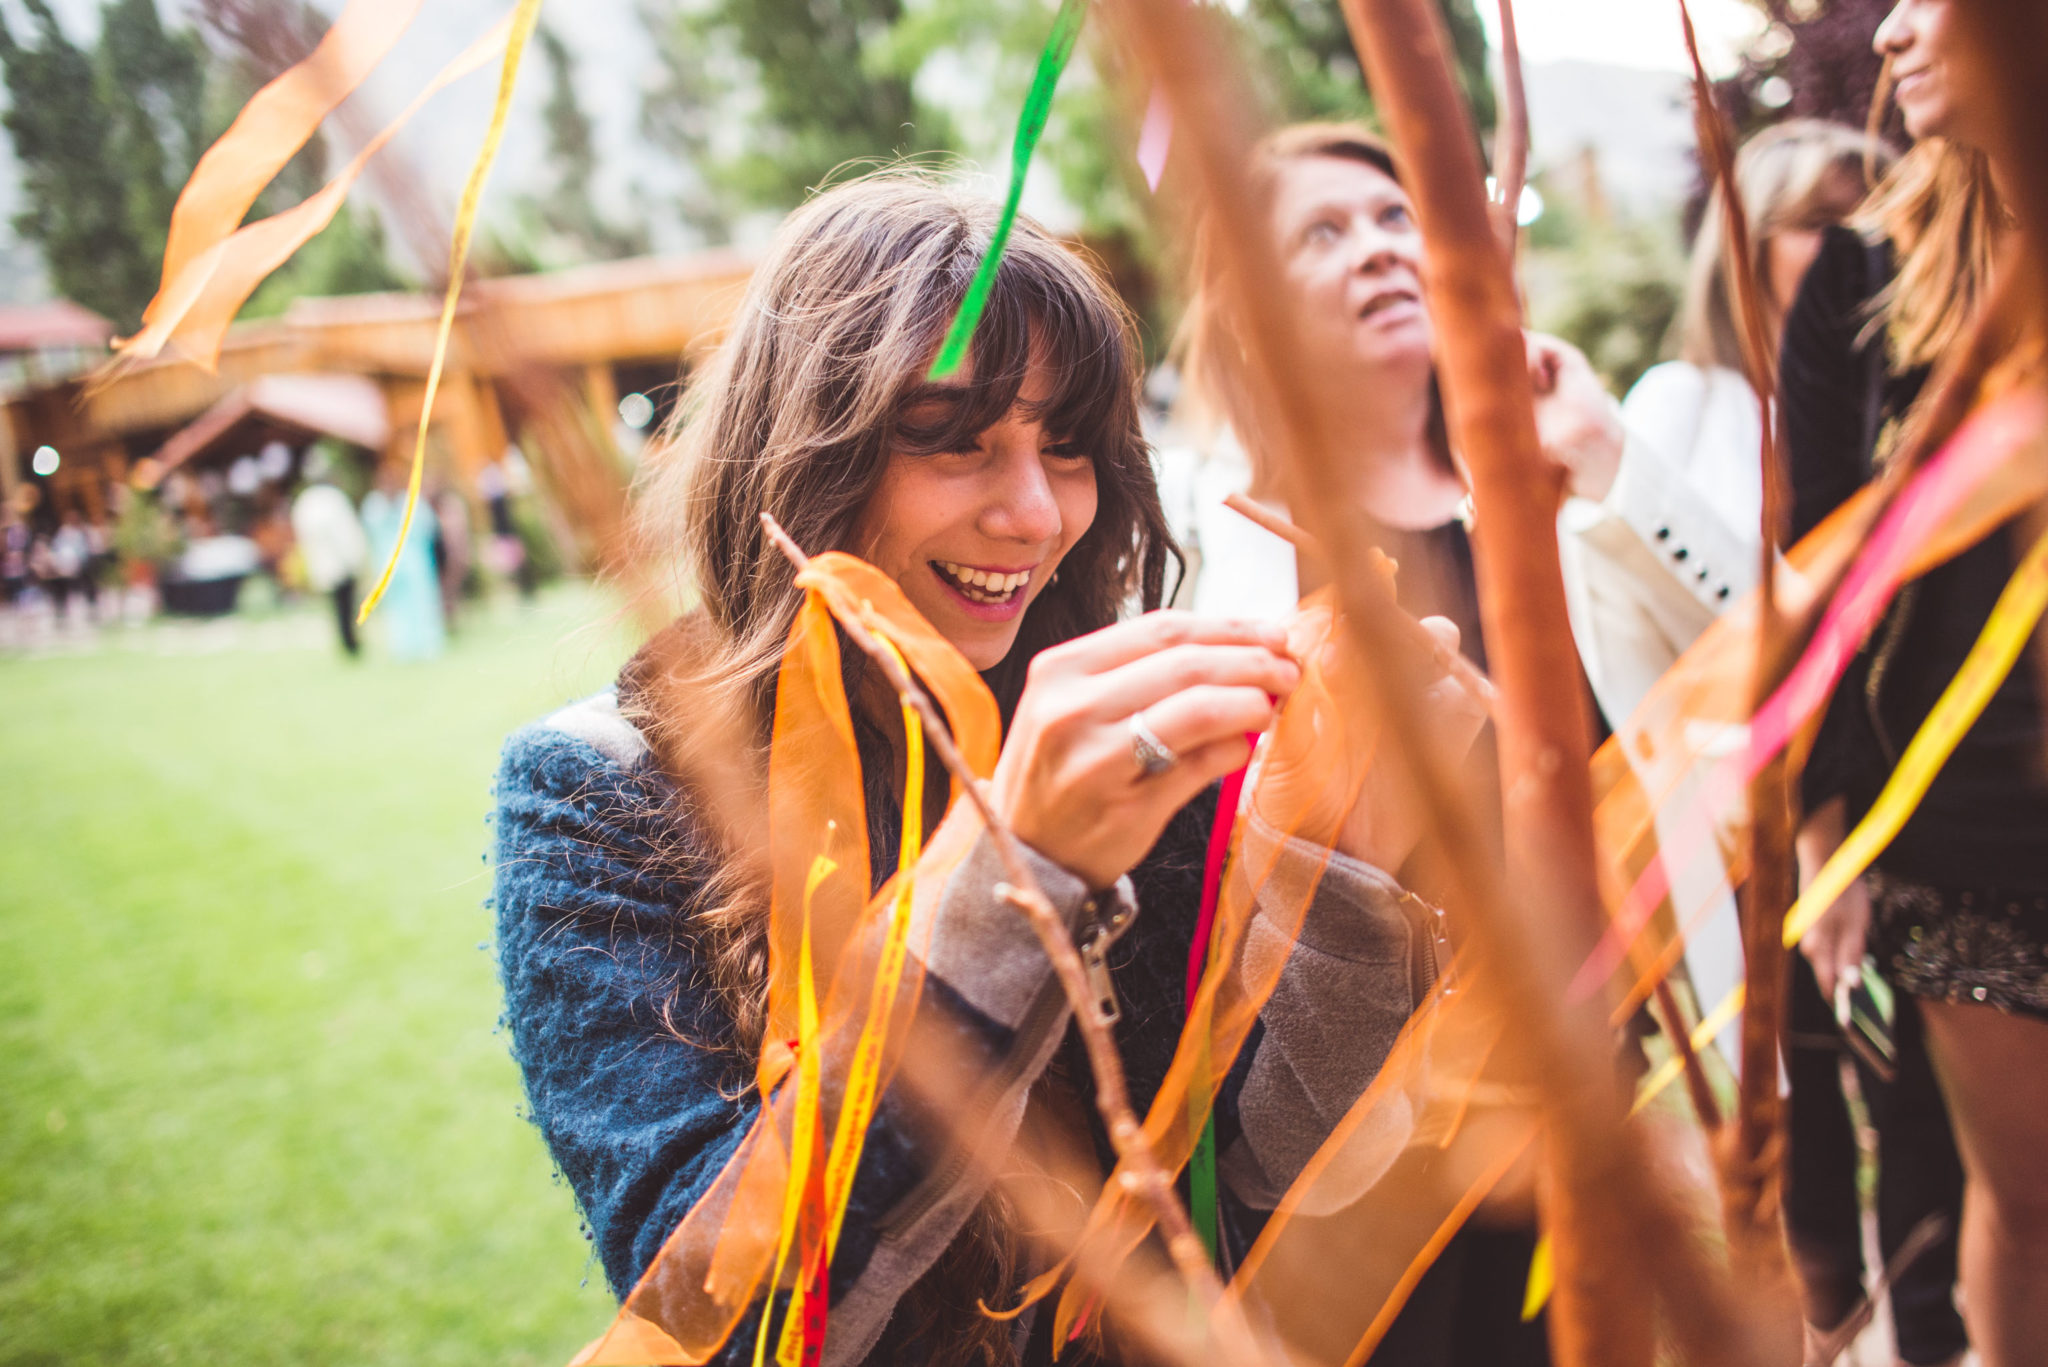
[1076,887,1134,1025]
[873,884,1134,1241]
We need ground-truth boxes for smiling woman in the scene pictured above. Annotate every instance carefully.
[488,171,1489,1366]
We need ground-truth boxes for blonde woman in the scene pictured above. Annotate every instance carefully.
[1569,118,1893,733]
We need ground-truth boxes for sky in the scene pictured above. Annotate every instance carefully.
[1480,0,1769,76]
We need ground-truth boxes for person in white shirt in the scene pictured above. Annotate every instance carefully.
[1567,118,1894,733]
[290,478,370,657]
[1565,121,1891,1068]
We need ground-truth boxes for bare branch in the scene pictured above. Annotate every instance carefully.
[1489,0,1530,254]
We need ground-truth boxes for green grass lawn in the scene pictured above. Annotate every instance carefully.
[0,588,632,1367]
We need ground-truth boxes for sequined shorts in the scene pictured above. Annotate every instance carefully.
[1866,870,2048,1021]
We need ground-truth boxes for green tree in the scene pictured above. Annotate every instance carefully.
[0,0,163,326]
[640,0,953,226]
[515,24,651,264]
[1239,0,1496,134]
[0,0,402,330]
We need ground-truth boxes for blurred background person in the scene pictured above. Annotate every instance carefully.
[42,512,91,627]
[358,465,444,662]
[1166,120,1661,1367]
[290,472,370,658]
[477,450,537,603]
[1570,118,1893,732]
[431,483,473,634]
[1789,2,2048,1362]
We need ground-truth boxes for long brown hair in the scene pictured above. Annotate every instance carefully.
[620,173,1174,1364]
[1855,137,2004,373]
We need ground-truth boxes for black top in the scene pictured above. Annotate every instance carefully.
[1781,225,2048,890]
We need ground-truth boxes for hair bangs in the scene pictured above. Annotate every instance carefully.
[891,235,1135,472]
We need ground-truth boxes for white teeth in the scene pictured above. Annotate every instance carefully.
[935,560,1032,602]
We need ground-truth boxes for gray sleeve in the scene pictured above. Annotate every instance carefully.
[825,832,1128,1367]
[1220,818,1438,1212]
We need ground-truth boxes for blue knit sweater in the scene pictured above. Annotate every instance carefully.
[492,687,1427,1365]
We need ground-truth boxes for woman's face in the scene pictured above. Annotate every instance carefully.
[850,356,1098,672]
[1763,225,1825,326]
[1270,154,1433,382]
[1876,0,1988,148]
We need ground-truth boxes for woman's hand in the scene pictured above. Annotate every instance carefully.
[1527,331,1625,503]
[1328,615,1491,873]
[1800,878,1873,1003]
[992,612,1301,890]
[1796,800,1870,1000]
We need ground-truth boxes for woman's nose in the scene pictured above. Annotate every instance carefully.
[1351,231,1412,278]
[1873,1,1909,57]
[981,450,1063,545]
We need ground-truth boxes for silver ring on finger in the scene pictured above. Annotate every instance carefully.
[1128,711,1179,778]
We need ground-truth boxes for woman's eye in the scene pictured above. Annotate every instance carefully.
[1380,203,1414,230]
[1302,219,1343,247]
[1045,441,1091,463]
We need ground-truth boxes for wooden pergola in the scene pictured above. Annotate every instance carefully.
[4,249,755,521]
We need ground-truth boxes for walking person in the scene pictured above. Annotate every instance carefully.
[291,476,370,658]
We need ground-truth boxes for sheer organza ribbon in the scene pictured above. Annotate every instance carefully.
[575,553,997,1366]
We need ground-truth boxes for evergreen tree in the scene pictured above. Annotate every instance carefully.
[518,24,650,263]
[0,0,159,326]
[0,0,403,329]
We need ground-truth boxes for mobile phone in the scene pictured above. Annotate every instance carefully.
[1835,958,1897,1081]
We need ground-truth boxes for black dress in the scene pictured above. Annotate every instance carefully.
[1778,224,1971,1364]
[1787,226,2048,1020]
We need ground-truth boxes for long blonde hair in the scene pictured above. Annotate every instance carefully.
[1675,118,1892,371]
[1854,137,2003,373]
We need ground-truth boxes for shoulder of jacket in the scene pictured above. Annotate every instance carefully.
[497,687,666,814]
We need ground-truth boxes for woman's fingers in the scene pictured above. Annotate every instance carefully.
[1086,642,1301,719]
[1038,609,1291,678]
[1147,733,1259,812]
[1132,683,1280,758]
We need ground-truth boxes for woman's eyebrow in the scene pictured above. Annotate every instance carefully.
[895,383,973,412]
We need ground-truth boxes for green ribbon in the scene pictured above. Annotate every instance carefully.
[1191,1113,1218,1261]
[927,0,1089,380]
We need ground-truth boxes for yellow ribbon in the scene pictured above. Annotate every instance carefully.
[752,853,836,1367]
[1784,521,2048,946]
[773,633,926,1365]
[358,0,543,623]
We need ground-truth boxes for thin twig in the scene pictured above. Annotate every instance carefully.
[1489,0,1530,254]
[1223,491,1321,556]
[1651,977,1723,1132]
[1678,0,1801,1307]
[1807,1214,1951,1367]
[758,513,1261,1360]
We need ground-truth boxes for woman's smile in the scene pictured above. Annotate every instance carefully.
[928,558,1038,620]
